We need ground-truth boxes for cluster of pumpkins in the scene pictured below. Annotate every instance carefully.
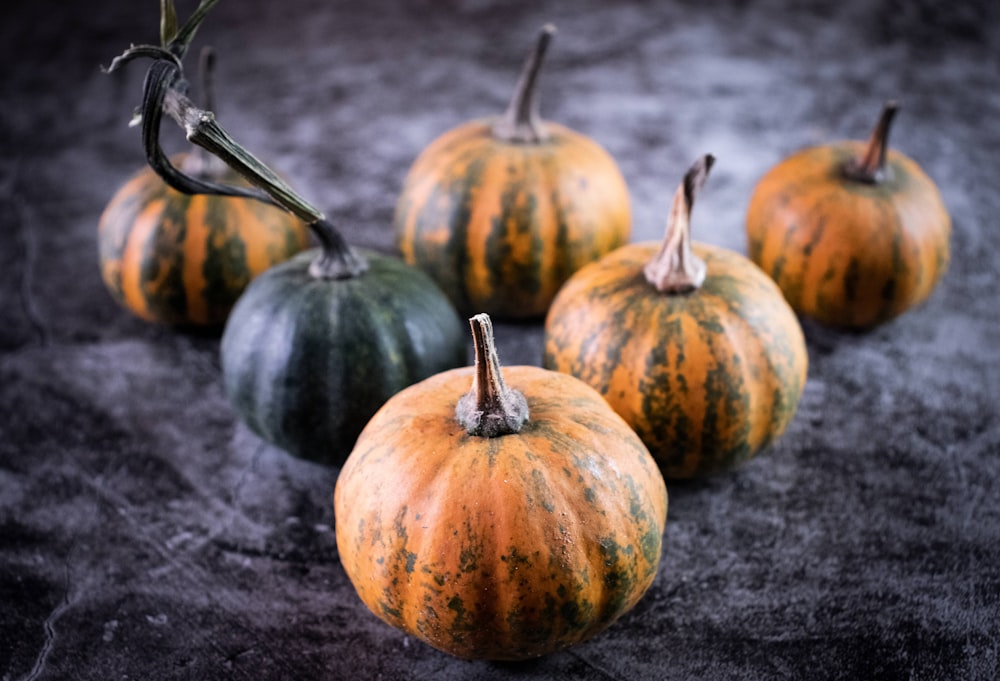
[98,18,950,662]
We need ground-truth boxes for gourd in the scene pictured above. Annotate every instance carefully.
[107,0,467,465]
[544,156,808,479]
[393,25,631,319]
[98,49,309,326]
[335,313,667,660]
[745,101,951,329]
[221,248,467,463]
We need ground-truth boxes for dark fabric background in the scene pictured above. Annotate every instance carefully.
[2,1,998,679]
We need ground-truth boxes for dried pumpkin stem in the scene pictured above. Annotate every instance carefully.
[844,100,898,184]
[643,154,715,293]
[456,314,529,437]
[492,24,556,144]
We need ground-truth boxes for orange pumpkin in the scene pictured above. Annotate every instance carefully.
[335,314,667,660]
[746,101,951,329]
[544,156,808,479]
[393,25,631,319]
[98,152,310,326]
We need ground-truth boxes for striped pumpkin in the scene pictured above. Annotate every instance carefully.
[98,153,310,326]
[544,156,808,479]
[335,314,667,660]
[221,248,467,466]
[746,102,951,329]
[394,26,630,319]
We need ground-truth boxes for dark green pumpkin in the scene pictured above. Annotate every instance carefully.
[221,247,467,465]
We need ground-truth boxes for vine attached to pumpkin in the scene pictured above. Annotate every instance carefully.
[104,0,466,464]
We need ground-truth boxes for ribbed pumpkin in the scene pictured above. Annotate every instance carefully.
[394,25,631,319]
[335,314,667,660]
[98,153,309,327]
[221,247,467,465]
[746,101,951,329]
[544,156,808,479]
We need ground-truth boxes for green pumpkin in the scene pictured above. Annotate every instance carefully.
[221,247,467,466]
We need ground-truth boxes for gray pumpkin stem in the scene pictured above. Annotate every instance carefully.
[492,24,556,144]
[844,100,899,184]
[644,154,714,294]
[456,314,528,437]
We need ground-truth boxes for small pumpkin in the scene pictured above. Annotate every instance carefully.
[394,25,631,319]
[745,101,951,329]
[98,47,309,327]
[544,156,808,479]
[221,246,467,465]
[335,313,667,660]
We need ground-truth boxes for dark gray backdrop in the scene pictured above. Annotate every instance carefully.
[2,1,998,679]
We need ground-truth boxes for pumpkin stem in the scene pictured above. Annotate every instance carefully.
[109,16,370,280]
[179,46,226,178]
[844,100,898,184]
[456,313,529,437]
[492,24,556,144]
[643,154,714,293]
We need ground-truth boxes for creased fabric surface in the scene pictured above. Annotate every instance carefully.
[1,1,998,679]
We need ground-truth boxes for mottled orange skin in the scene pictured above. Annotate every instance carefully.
[544,242,808,479]
[98,154,310,326]
[746,142,951,329]
[334,365,667,661]
[394,119,631,319]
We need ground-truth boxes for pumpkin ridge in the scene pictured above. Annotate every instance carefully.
[703,268,806,451]
[447,151,493,314]
[142,197,190,322]
[702,287,780,466]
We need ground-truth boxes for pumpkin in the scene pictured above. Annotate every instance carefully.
[98,153,309,327]
[393,24,631,319]
[745,101,951,329]
[544,156,808,479]
[335,313,667,660]
[221,246,467,465]
[99,39,310,327]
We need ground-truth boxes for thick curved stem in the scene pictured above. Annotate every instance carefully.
[843,100,898,184]
[455,314,528,437]
[492,24,556,144]
[643,154,714,294]
[138,57,368,280]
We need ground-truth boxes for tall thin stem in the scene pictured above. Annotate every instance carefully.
[843,101,899,184]
[492,24,556,144]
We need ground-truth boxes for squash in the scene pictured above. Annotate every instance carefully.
[745,101,951,329]
[106,6,468,465]
[544,156,808,479]
[221,247,467,465]
[98,46,309,327]
[393,25,631,319]
[335,313,667,660]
